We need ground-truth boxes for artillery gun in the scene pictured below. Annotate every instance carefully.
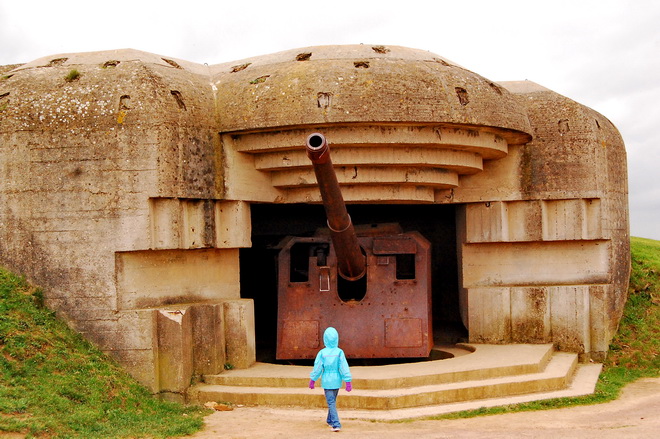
[276,133,433,359]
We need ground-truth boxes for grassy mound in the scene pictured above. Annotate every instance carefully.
[562,236,659,405]
[606,237,660,373]
[0,268,208,438]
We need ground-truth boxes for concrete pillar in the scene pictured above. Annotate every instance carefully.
[510,287,551,343]
[589,284,612,361]
[190,303,226,376]
[467,287,511,343]
[155,303,230,394]
[223,299,256,369]
[156,308,193,393]
[549,286,591,356]
[216,201,251,248]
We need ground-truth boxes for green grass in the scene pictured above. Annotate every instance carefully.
[608,237,660,372]
[0,268,209,438]
[64,69,80,82]
[423,235,660,420]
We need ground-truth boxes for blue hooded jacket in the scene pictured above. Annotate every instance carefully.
[310,327,352,390]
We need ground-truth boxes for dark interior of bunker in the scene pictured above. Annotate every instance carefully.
[240,203,466,365]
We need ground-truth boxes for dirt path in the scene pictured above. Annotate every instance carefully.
[180,377,660,438]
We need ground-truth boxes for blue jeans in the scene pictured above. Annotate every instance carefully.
[324,388,341,428]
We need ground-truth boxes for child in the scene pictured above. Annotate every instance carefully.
[309,326,352,432]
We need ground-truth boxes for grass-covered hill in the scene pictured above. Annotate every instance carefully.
[607,237,659,373]
[1,237,659,436]
[0,268,208,438]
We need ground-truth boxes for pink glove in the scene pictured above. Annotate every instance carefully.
[346,382,352,392]
[309,380,315,389]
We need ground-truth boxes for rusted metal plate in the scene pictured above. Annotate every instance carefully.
[385,318,424,348]
[276,228,432,359]
[280,320,320,350]
[372,236,417,254]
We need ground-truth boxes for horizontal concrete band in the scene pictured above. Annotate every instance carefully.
[232,125,510,159]
[190,344,596,413]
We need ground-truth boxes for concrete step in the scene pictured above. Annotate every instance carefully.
[189,344,594,412]
[192,352,577,409]
[236,363,604,421]
[202,343,554,390]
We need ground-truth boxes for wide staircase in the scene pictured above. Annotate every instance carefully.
[188,344,602,420]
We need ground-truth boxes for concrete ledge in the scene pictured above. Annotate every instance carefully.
[222,363,602,421]
[193,352,577,410]
[342,363,602,420]
[204,344,554,390]
[190,344,598,414]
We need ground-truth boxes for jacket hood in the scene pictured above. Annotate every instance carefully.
[323,327,339,348]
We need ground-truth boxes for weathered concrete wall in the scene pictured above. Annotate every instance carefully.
[0,50,253,393]
[211,46,531,136]
[452,81,630,360]
[0,45,629,391]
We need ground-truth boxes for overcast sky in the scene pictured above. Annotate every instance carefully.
[1,0,658,240]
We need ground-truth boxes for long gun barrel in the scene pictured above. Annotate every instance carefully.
[306,133,366,281]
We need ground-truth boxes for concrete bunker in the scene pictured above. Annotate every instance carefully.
[0,45,630,396]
